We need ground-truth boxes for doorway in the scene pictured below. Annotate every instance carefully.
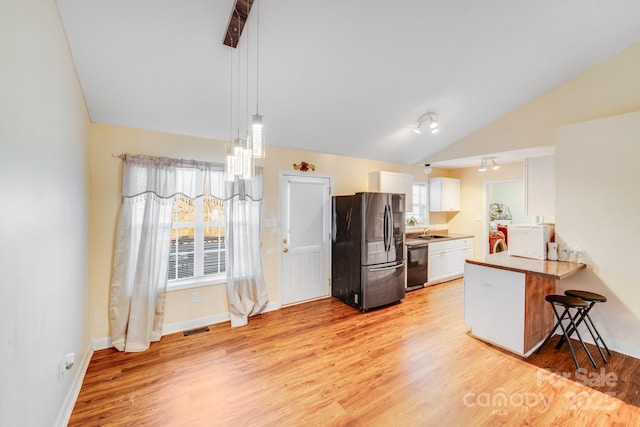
[279,172,333,306]
[484,179,534,255]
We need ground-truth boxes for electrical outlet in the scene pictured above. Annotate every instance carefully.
[59,353,75,377]
[65,353,75,370]
[192,291,200,303]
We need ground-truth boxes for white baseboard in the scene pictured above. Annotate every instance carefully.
[55,342,93,427]
[92,302,284,350]
[263,301,281,312]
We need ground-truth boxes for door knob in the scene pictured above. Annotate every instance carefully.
[283,248,289,253]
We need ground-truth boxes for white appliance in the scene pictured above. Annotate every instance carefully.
[508,224,554,260]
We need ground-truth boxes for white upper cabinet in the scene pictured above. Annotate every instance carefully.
[368,171,413,209]
[525,155,555,219]
[429,177,460,212]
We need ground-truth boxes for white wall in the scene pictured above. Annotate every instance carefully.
[555,111,640,357]
[0,1,91,425]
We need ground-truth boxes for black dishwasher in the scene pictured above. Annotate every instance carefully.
[406,243,428,291]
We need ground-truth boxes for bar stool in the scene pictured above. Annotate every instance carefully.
[535,295,597,370]
[555,290,611,364]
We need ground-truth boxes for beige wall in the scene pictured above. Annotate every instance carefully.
[1,0,91,425]
[448,162,525,256]
[555,111,640,357]
[88,124,432,341]
[428,42,640,163]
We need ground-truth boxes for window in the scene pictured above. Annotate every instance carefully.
[406,182,429,226]
[167,194,225,289]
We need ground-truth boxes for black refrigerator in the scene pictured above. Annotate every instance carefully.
[331,192,406,311]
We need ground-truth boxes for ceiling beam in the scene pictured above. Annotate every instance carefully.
[223,0,254,48]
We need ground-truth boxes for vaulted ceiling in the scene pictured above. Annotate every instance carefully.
[56,0,640,165]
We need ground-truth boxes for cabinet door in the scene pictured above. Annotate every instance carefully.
[429,177,460,212]
[442,250,456,276]
[442,178,460,211]
[428,249,443,282]
[369,171,413,210]
[464,263,525,354]
[454,238,474,275]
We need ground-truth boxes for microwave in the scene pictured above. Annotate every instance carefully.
[508,224,555,260]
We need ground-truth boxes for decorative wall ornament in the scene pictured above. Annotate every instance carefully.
[293,161,316,172]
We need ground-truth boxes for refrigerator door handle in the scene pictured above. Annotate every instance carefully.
[369,261,405,272]
[383,204,389,252]
[387,205,395,252]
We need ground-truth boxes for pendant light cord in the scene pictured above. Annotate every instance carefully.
[255,0,260,114]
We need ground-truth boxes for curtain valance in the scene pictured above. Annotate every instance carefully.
[120,154,263,201]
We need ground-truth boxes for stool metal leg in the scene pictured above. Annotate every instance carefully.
[538,303,598,370]
[557,301,611,360]
[565,307,598,369]
[546,304,581,369]
[583,311,612,357]
[536,306,564,354]
[579,310,608,364]
[556,301,594,349]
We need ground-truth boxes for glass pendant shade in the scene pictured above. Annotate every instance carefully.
[225,138,253,181]
[251,113,265,158]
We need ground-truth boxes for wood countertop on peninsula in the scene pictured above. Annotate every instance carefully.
[465,252,586,280]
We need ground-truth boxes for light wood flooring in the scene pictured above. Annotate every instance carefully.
[70,279,640,426]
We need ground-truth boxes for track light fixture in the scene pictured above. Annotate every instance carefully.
[478,157,499,172]
[413,112,439,134]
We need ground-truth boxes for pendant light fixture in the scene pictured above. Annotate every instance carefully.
[224,0,265,182]
[250,0,265,158]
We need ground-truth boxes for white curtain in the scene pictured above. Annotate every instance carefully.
[110,155,268,351]
[111,156,174,352]
[225,169,269,327]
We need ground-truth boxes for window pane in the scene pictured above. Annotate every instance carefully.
[173,194,195,223]
[203,197,224,222]
[204,251,225,275]
[167,189,227,284]
[204,225,225,275]
[168,227,195,280]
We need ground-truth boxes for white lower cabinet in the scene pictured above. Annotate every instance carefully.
[427,237,473,283]
[464,263,525,354]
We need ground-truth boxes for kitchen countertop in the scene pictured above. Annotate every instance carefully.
[406,233,474,247]
[465,252,586,280]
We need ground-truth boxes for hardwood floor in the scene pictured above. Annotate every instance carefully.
[70,280,640,426]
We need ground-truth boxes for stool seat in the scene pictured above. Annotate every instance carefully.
[545,294,589,308]
[564,290,607,303]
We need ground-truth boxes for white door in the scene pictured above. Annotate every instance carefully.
[280,172,332,305]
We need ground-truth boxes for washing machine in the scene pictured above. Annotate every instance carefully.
[488,220,510,254]
[489,231,507,253]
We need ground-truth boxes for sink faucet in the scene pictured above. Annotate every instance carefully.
[422,227,432,236]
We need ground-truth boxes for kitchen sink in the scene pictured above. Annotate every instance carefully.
[417,235,448,240]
